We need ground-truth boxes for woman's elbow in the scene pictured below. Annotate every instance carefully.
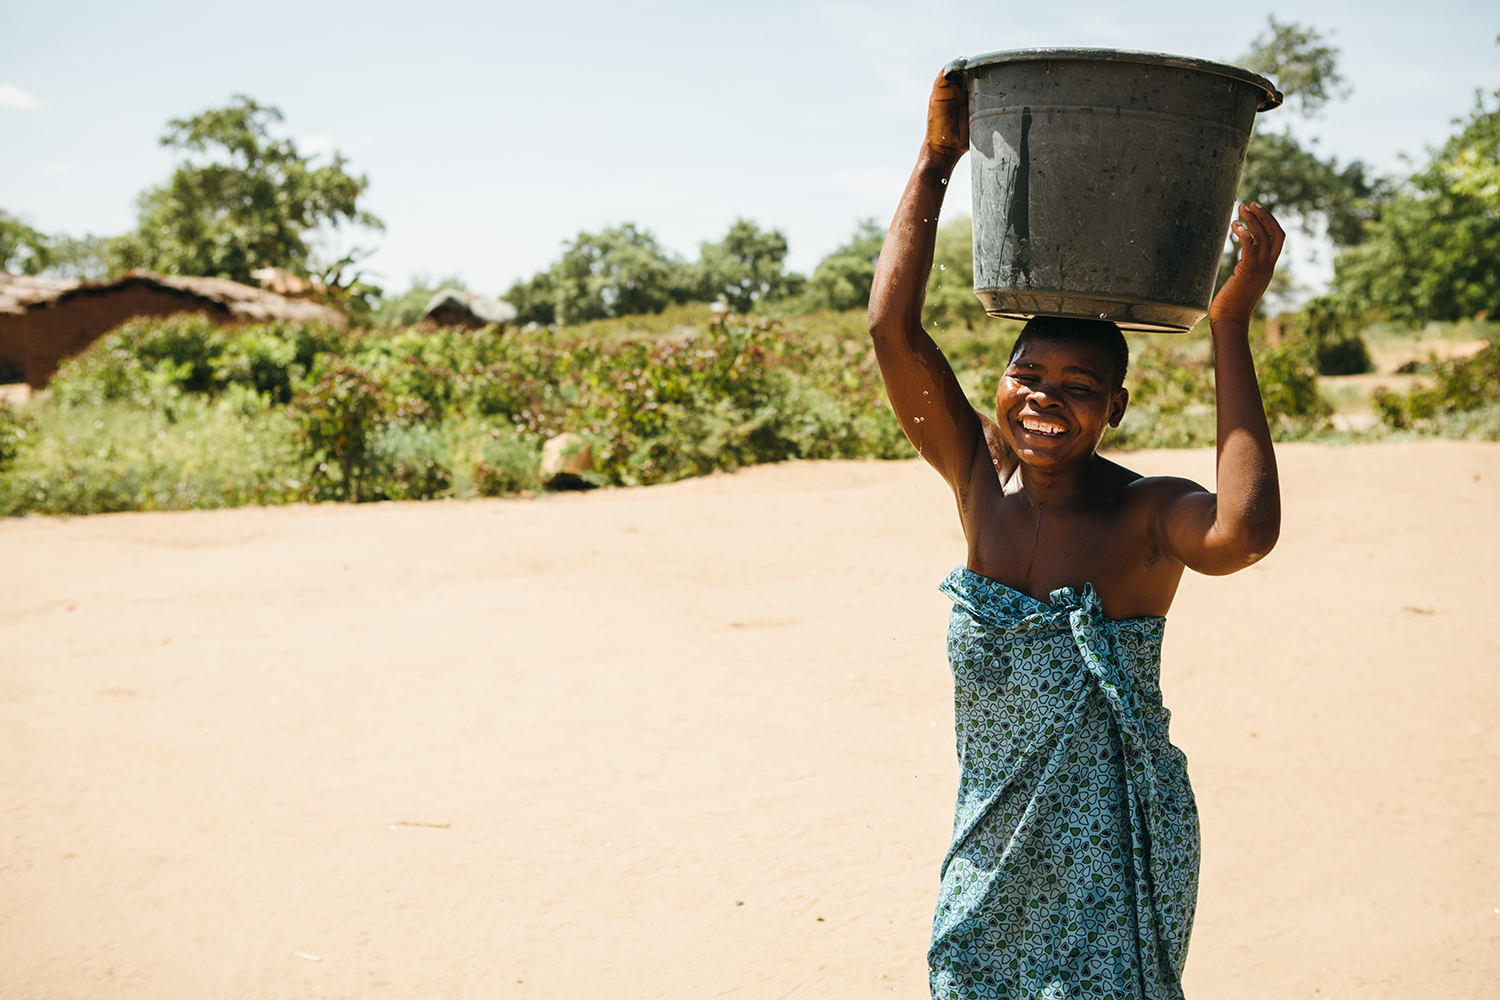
[1229,519,1281,570]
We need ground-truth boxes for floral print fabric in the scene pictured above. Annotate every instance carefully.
[931,567,1199,1000]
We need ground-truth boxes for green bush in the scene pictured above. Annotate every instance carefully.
[475,433,543,496]
[1314,335,1373,376]
[0,403,33,471]
[1104,344,1218,450]
[1257,342,1333,434]
[50,315,347,412]
[288,362,390,501]
[0,401,301,515]
[1372,335,1500,438]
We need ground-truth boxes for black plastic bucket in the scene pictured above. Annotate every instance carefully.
[945,48,1282,332]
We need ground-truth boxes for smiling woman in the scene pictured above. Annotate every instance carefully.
[867,66,1287,1000]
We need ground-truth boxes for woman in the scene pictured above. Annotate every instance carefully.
[867,69,1286,998]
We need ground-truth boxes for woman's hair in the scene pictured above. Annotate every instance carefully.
[1007,317,1129,390]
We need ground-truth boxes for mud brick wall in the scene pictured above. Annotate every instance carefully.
[18,287,230,388]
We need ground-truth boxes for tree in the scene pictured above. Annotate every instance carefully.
[692,218,804,312]
[1237,17,1383,247]
[0,210,50,275]
[42,234,110,280]
[110,96,383,285]
[545,223,686,325]
[1331,90,1500,323]
[502,268,558,327]
[804,219,885,311]
[922,216,988,330]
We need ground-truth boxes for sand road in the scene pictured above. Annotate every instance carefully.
[2,442,1497,999]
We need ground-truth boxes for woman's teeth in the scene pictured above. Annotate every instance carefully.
[1021,419,1064,436]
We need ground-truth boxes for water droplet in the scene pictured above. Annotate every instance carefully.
[939,264,946,270]
[1098,313,1107,319]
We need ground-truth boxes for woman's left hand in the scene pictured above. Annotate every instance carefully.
[1208,202,1286,326]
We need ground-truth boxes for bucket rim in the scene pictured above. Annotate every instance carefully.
[946,47,1283,112]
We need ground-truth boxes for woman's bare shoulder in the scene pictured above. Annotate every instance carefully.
[1105,461,1209,511]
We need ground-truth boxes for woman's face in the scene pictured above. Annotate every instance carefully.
[995,337,1128,470]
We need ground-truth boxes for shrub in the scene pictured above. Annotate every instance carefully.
[474,434,543,496]
[0,403,32,470]
[1372,335,1500,437]
[288,362,389,501]
[1314,334,1373,376]
[371,423,452,501]
[1257,342,1333,433]
[1104,343,1218,450]
[0,401,301,516]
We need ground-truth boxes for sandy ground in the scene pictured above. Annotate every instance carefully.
[2,441,1497,999]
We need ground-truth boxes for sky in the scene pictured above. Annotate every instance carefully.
[2,0,1497,298]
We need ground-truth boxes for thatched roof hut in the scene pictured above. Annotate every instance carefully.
[421,288,517,330]
[0,270,345,389]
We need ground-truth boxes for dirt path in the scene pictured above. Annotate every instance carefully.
[2,442,1497,999]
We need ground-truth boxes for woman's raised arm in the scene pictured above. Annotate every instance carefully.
[868,71,1002,494]
[1159,202,1286,574]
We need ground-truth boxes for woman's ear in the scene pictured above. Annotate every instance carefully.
[1109,387,1129,428]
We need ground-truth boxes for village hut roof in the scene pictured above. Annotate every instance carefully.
[0,271,82,315]
[421,288,517,328]
[36,270,348,326]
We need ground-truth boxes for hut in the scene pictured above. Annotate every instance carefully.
[0,270,346,389]
[420,289,517,331]
[0,273,81,385]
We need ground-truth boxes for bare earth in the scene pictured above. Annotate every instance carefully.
[3,442,1497,999]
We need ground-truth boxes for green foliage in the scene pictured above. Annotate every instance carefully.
[49,314,346,410]
[109,95,383,285]
[474,434,542,496]
[1237,18,1383,247]
[802,219,885,312]
[502,268,558,327]
[1102,343,1218,450]
[0,403,33,470]
[1,210,50,275]
[0,400,303,515]
[1242,16,1350,117]
[923,216,988,332]
[1371,335,1500,436]
[1332,90,1500,323]
[1256,341,1333,432]
[41,234,110,280]
[1279,295,1372,375]
[550,223,687,325]
[289,362,389,501]
[1238,132,1385,246]
[692,218,804,312]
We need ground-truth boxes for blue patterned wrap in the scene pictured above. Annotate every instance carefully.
[931,567,1199,1000]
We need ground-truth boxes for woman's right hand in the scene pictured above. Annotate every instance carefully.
[926,70,968,162]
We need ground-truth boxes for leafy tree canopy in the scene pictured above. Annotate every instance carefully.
[550,223,686,326]
[922,216,987,331]
[110,96,383,286]
[1,210,50,275]
[1332,89,1500,323]
[692,218,804,313]
[803,219,885,312]
[1242,16,1350,118]
[1237,17,1382,247]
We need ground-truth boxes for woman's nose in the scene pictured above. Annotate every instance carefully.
[1027,383,1063,407]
